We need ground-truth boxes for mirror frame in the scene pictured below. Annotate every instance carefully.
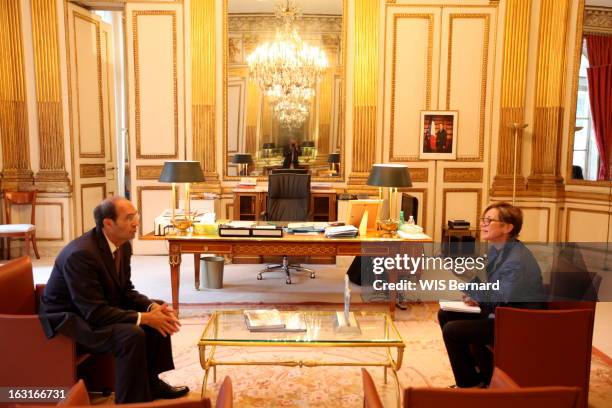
[222,0,347,182]
[565,2,612,186]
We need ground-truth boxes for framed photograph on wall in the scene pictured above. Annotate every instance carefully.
[419,111,458,159]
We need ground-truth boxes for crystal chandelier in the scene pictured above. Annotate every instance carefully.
[246,0,328,127]
[274,98,309,129]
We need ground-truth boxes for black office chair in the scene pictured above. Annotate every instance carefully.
[270,168,309,175]
[258,173,315,284]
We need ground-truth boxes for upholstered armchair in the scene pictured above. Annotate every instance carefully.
[0,257,114,392]
[362,367,580,408]
[36,377,233,408]
[493,306,595,408]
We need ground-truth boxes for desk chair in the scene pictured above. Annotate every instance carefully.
[270,168,309,175]
[0,190,40,259]
[258,173,315,284]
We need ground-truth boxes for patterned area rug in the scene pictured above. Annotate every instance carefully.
[157,303,612,407]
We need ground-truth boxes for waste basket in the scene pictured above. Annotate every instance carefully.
[201,256,225,289]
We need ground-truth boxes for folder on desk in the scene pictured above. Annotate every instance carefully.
[218,224,283,238]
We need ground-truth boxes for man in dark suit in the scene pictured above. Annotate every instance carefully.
[436,123,448,152]
[282,138,301,169]
[39,197,189,403]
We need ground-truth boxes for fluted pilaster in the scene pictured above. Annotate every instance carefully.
[348,0,379,186]
[0,0,33,189]
[31,0,70,191]
[528,0,571,193]
[491,0,531,196]
[191,0,218,188]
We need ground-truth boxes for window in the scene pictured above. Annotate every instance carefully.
[572,40,600,181]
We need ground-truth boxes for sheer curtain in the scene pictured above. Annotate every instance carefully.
[585,34,612,181]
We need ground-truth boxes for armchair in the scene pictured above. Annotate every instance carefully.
[46,377,233,407]
[0,257,114,393]
[0,191,40,259]
[257,172,314,284]
[493,307,595,408]
[362,367,580,408]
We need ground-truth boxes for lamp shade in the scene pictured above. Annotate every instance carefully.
[158,161,204,183]
[367,164,412,187]
[231,153,253,164]
[301,140,315,147]
[263,142,275,149]
[327,153,340,163]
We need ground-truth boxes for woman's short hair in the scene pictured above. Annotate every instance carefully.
[483,202,523,238]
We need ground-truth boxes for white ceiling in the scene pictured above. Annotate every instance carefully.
[229,0,342,15]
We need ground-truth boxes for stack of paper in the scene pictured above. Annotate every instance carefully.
[439,300,481,314]
[243,310,306,332]
[225,221,256,228]
[287,222,329,233]
[325,225,358,238]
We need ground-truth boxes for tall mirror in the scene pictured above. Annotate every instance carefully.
[567,4,611,183]
[223,0,345,180]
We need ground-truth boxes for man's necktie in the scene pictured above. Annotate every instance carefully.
[113,249,121,275]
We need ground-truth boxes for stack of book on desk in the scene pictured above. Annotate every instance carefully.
[324,225,358,238]
[218,221,283,238]
[243,309,307,332]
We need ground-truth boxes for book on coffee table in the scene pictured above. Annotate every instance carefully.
[244,310,307,332]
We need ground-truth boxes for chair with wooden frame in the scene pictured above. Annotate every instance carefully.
[0,190,40,259]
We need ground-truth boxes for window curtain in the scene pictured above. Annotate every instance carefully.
[585,34,612,181]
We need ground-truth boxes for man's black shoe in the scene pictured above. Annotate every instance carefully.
[153,379,189,399]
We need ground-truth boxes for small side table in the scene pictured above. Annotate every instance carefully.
[441,226,479,257]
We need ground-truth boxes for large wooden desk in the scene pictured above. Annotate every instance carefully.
[142,232,432,318]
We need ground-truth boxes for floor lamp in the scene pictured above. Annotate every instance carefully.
[507,122,528,205]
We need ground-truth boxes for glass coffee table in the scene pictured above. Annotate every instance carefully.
[198,310,405,406]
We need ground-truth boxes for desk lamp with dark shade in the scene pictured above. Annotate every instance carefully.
[327,152,340,173]
[231,153,253,176]
[262,142,275,161]
[158,160,205,232]
[367,164,412,233]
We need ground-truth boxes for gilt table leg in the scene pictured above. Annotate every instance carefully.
[169,244,182,315]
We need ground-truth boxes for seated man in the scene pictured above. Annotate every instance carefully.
[38,196,189,403]
[438,202,545,388]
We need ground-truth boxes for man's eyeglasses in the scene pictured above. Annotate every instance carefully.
[479,217,503,226]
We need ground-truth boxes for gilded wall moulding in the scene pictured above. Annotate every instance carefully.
[136,165,163,180]
[228,15,342,34]
[136,186,171,237]
[408,168,429,183]
[584,7,612,34]
[443,168,483,183]
[132,10,179,160]
[79,163,106,178]
[441,188,482,226]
